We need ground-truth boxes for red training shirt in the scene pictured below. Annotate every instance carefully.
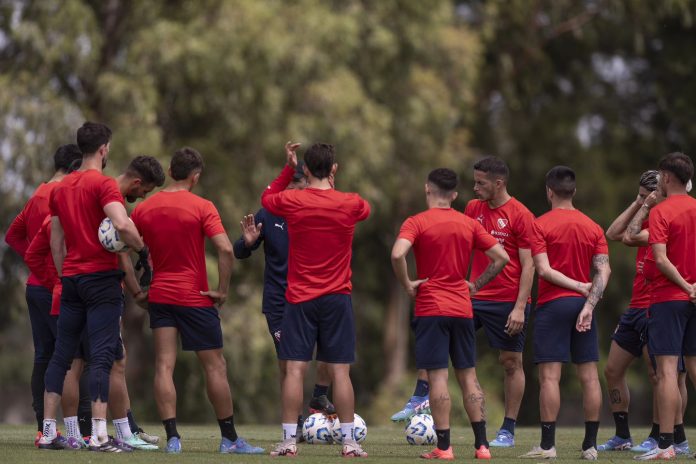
[648,194,696,303]
[464,197,534,302]
[261,165,370,304]
[25,216,61,315]
[628,220,650,309]
[531,208,608,305]
[398,207,499,318]
[49,170,124,277]
[6,182,61,286]
[131,190,226,307]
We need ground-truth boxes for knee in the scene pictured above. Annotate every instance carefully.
[499,353,522,375]
[205,356,228,378]
[111,358,126,376]
[604,363,622,382]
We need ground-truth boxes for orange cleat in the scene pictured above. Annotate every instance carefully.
[475,445,492,459]
[420,446,455,460]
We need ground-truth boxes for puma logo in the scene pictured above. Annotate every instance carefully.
[274,223,285,230]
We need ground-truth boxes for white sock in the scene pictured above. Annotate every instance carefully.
[113,417,132,440]
[341,422,355,442]
[282,423,297,441]
[64,416,80,440]
[42,418,57,441]
[90,418,108,445]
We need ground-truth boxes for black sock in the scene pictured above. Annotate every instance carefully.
[312,384,329,398]
[540,422,556,450]
[127,410,140,434]
[501,417,516,435]
[471,421,488,449]
[649,423,660,440]
[163,418,180,440]
[583,421,599,451]
[78,414,91,438]
[658,432,674,449]
[674,424,686,444]
[613,411,630,439]
[296,415,303,429]
[31,362,48,432]
[218,415,238,442]
[413,379,430,398]
[435,429,450,451]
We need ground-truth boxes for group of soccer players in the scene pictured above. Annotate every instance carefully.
[6,119,696,461]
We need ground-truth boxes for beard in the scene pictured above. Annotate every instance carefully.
[125,195,137,203]
[102,157,108,169]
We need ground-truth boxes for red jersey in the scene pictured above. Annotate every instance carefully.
[261,165,370,304]
[49,170,124,277]
[648,194,696,303]
[25,216,61,315]
[6,182,60,286]
[531,208,608,305]
[131,190,226,307]
[628,220,650,309]
[398,208,499,318]
[464,197,534,302]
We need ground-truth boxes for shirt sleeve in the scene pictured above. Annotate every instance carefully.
[530,220,547,256]
[397,216,419,244]
[261,165,295,216]
[648,206,669,245]
[473,220,499,251]
[99,177,125,208]
[515,209,535,249]
[5,208,29,258]
[202,201,226,238]
[353,195,371,222]
[594,225,609,255]
[25,220,51,285]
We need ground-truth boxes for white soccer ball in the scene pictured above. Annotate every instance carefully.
[331,413,367,444]
[98,217,128,253]
[405,414,437,445]
[302,413,335,444]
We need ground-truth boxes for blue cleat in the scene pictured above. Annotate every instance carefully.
[630,437,657,453]
[597,435,632,451]
[490,429,515,448]
[390,395,430,422]
[219,436,265,454]
[674,440,690,455]
[165,436,182,453]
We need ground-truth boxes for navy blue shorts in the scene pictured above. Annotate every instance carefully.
[413,316,476,370]
[26,285,57,364]
[611,308,648,358]
[279,294,355,363]
[473,299,530,352]
[149,303,223,351]
[265,311,283,356]
[533,297,599,364]
[647,301,696,356]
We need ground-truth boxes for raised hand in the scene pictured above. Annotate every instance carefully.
[240,214,262,247]
[285,141,301,168]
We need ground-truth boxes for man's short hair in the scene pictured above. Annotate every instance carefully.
[427,168,458,194]
[170,147,204,181]
[126,155,165,187]
[658,152,693,185]
[546,165,576,199]
[53,144,82,173]
[639,170,658,192]
[303,143,335,179]
[76,122,112,155]
[473,156,509,182]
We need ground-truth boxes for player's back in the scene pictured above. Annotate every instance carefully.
[132,190,224,306]
[50,170,122,276]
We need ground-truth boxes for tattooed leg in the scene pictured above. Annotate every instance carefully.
[456,368,486,422]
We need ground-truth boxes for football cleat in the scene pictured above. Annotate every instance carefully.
[37,435,66,451]
[134,428,160,445]
[309,395,336,416]
[598,435,633,451]
[88,437,133,452]
[123,434,158,450]
[219,436,265,454]
[475,445,491,459]
[632,437,658,453]
[269,438,297,457]
[581,446,598,460]
[34,431,42,447]
[341,439,368,458]
[634,445,676,460]
[65,436,88,449]
[519,446,557,459]
[391,395,430,422]
[490,429,515,448]
[420,446,454,460]
[165,436,182,453]
[674,440,690,455]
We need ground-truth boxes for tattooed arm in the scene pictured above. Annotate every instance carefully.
[533,252,592,296]
[576,254,611,332]
[623,191,659,247]
[469,243,509,295]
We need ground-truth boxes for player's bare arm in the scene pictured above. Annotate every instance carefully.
[506,247,533,336]
[391,238,427,298]
[118,253,148,309]
[470,243,509,295]
[201,233,233,307]
[103,201,145,251]
[533,252,592,296]
[622,191,658,246]
[606,195,644,241]
[241,214,263,247]
[49,216,65,276]
[652,243,694,297]
[576,254,611,332]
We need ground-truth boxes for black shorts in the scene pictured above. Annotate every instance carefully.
[413,316,476,370]
[264,311,284,356]
[648,301,696,356]
[533,297,599,364]
[473,299,530,352]
[279,294,355,363]
[611,308,648,358]
[149,303,223,351]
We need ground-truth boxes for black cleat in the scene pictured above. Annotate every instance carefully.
[309,394,336,416]
[38,435,66,450]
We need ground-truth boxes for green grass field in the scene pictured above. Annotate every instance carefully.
[0,424,681,462]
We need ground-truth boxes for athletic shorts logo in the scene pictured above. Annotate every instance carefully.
[497,218,508,229]
[274,329,282,342]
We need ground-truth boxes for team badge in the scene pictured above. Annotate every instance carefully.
[497,218,508,229]
[274,330,282,342]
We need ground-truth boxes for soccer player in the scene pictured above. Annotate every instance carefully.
[464,156,535,448]
[392,168,509,460]
[131,147,263,455]
[39,122,152,451]
[233,161,336,430]
[262,142,370,458]
[520,166,611,460]
[634,152,696,461]
[6,144,83,445]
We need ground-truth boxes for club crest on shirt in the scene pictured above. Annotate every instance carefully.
[497,218,508,229]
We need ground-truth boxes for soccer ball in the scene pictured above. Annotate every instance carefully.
[331,413,367,444]
[98,217,128,252]
[405,414,437,445]
[302,413,335,444]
